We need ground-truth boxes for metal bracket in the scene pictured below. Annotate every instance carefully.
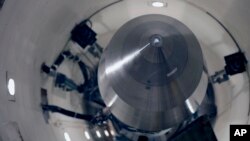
[210,70,229,84]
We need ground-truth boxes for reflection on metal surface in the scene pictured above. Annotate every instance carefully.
[185,99,196,114]
[107,95,118,107]
[106,43,151,75]
[98,14,206,132]
[185,72,208,114]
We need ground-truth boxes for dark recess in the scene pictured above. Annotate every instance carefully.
[0,0,5,10]
[169,116,218,141]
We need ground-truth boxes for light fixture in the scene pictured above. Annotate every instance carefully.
[104,130,109,137]
[84,131,90,140]
[96,130,101,138]
[151,1,166,7]
[64,132,71,141]
[110,130,115,136]
[7,78,15,96]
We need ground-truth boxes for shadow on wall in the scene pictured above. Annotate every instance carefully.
[0,122,24,141]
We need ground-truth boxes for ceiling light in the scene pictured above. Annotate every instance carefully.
[151,1,165,7]
[7,78,15,95]
[84,131,90,140]
[110,130,115,136]
[104,130,109,137]
[96,130,101,138]
[64,132,71,141]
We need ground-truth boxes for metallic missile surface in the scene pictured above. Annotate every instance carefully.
[98,14,207,132]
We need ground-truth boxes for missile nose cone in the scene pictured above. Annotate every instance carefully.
[98,14,206,132]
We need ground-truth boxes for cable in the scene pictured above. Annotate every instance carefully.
[85,19,93,27]
[86,0,123,20]
[206,12,241,52]
[246,64,250,124]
